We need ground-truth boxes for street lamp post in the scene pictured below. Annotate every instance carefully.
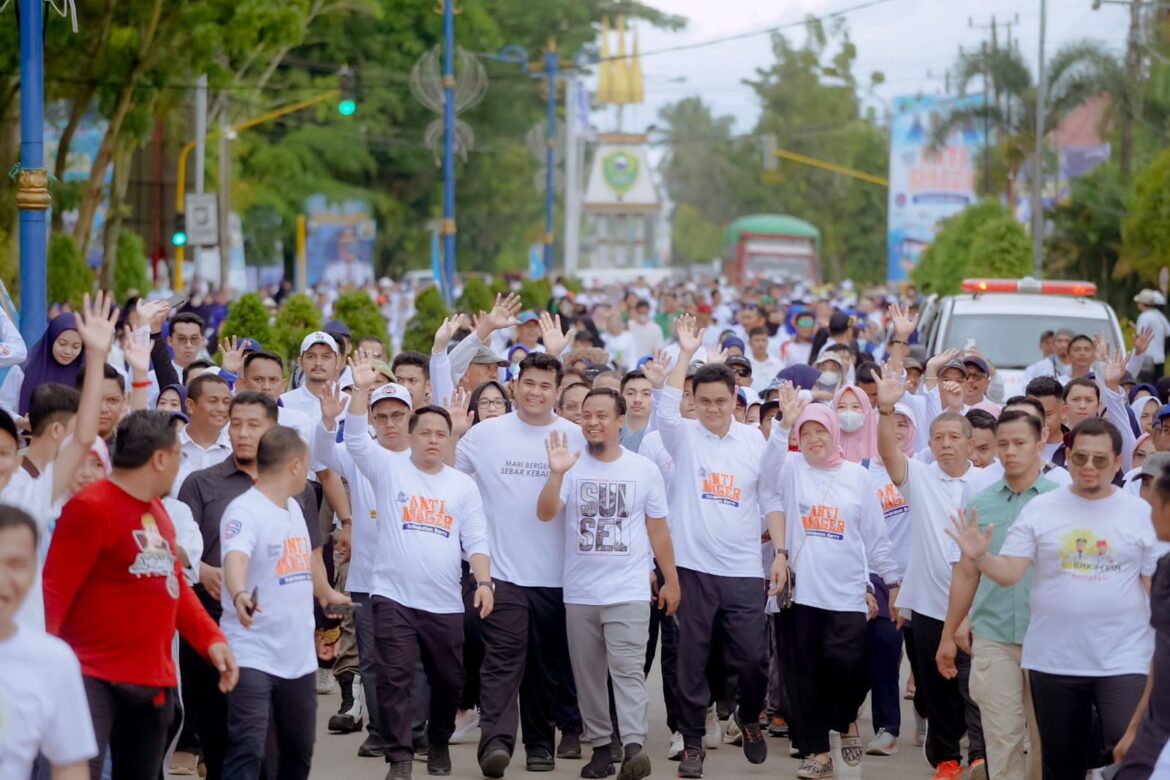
[17,0,49,343]
[442,0,457,305]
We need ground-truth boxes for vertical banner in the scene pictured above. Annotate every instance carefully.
[886,95,984,282]
[304,195,377,287]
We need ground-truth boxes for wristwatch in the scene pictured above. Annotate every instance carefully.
[775,548,789,557]
[477,580,495,592]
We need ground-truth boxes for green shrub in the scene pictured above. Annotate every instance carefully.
[272,293,323,366]
[47,233,93,309]
[518,277,552,312]
[220,293,274,352]
[113,231,151,305]
[402,286,449,354]
[457,275,494,315]
[332,291,389,352]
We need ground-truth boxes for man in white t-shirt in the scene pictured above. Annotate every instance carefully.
[1135,289,1170,377]
[0,505,97,778]
[950,416,1157,780]
[649,315,771,778]
[221,426,350,779]
[455,346,586,778]
[537,387,680,780]
[345,365,494,780]
[876,369,986,779]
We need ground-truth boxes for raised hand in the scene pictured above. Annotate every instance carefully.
[433,313,467,354]
[348,357,379,392]
[76,291,118,356]
[538,311,575,357]
[875,361,905,411]
[1134,327,1154,357]
[482,293,522,332]
[136,299,167,332]
[1093,333,1110,363]
[675,314,703,355]
[707,346,729,365]
[925,348,960,376]
[445,387,474,438]
[777,381,808,427]
[888,301,918,341]
[219,335,246,375]
[1104,345,1127,389]
[642,348,669,389]
[545,430,581,475]
[123,326,152,378]
[945,507,992,562]
[319,381,347,427]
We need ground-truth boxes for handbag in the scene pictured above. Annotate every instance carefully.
[776,472,834,611]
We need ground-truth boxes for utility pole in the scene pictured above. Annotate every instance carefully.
[969,14,1019,198]
[441,0,457,306]
[218,124,231,290]
[1032,0,1048,278]
[1121,0,1142,180]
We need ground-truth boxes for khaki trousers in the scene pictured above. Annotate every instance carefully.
[968,635,1042,780]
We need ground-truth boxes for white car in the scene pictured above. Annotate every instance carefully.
[918,278,1125,400]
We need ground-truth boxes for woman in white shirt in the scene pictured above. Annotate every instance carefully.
[766,404,901,779]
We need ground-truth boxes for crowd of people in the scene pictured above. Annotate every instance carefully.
[2,274,1170,780]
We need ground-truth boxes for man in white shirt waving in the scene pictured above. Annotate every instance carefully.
[345,363,494,779]
[651,314,770,779]
[537,387,681,780]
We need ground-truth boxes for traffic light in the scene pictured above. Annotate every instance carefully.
[171,213,188,247]
[338,66,357,116]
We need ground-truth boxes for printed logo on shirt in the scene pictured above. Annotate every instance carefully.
[266,543,282,559]
[274,536,312,585]
[698,467,742,507]
[1059,530,1122,580]
[576,478,633,555]
[398,495,454,538]
[129,514,180,599]
[876,483,909,521]
[224,519,242,540]
[500,459,550,479]
[800,503,846,541]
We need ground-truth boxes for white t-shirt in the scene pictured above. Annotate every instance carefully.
[346,412,489,613]
[999,486,1158,676]
[559,450,669,606]
[776,457,898,614]
[456,412,585,587]
[868,463,912,579]
[602,330,639,370]
[0,625,97,773]
[280,390,337,477]
[1137,308,1170,364]
[638,431,675,490]
[219,488,317,680]
[3,464,55,630]
[656,386,768,578]
[895,458,980,622]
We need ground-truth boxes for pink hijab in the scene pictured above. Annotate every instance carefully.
[63,435,111,476]
[832,385,877,463]
[794,403,845,470]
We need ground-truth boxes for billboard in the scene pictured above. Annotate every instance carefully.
[304,195,377,288]
[886,95,985,282]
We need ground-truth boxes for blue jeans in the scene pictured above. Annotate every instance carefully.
[223,669,315,780]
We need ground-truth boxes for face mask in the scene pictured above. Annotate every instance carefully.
[818,371,840,387]
[837,410,865,433]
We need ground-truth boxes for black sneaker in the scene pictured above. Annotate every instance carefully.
[412,733,429,763]
[426,743,451,776]
[385,760,412,779]
[328,672,364,733]
[676,748,704,779]
[558,731,583,759]
[358,734,385,757]
[580,745,614,778]
[618,743,651,780]
[733,707,767,765]
[526,747,555,772]
[479,742,511,779]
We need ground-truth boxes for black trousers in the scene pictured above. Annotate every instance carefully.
[867,576,902,736]
[83,676,176,780]
[904,614,985,766]
[766,614,791,720]
[779,604,869,755]
[372,596,464,763]
[475,581,578,759]
[645,597,681,734]
[179,637,228,779]
[1030,671,1147,780]
[459,566,486,711]
[222,669,316,780]
[675,567,767,750]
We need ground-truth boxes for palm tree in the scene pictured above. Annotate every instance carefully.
[930,41,1123,206]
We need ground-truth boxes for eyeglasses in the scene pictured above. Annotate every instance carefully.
[734,369,751,378]
[966,373,988,382]
[1069,452,1113,470]
[477,398,508,410]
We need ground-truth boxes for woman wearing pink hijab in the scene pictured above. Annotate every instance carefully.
[764,403,902,778]
[833,385,877,463]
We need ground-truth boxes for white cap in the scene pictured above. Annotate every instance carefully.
[370,382,412,410]
[300,331,339,355]
[1135,289,1166,306]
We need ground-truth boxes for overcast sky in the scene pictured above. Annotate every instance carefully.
[589,0,1133,133]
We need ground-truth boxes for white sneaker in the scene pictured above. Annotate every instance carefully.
[316,668,336,695]
[667,732,684,760]
[722,716,743,746]
[450,709,480,744]
[703,705,720,749]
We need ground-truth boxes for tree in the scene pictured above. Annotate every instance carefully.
[113,230,150,304]
[519,277,552,311]
[271,293,323,365]
[671,204,724,266]
[457,276,495,316]
[1121,147,1170,287]
[913,200,1031,295]
[332,291,389,347]
[220,293,275,352]
[402,286,449,354]
[47,234,93,309]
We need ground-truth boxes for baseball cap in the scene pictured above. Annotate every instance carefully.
[238,337,263,354]
[517,311,541,325]
[903,356,924,372]
[940,359,969,378]
[1139,451,1170,480]
[1135,289,1167,306]
[370,383,413,410]
[1156,404,1170,423]
[300,331,339,355]
[324,320,353,343]
[829,311,852,333]
[471,345,509,367]
[814,346,844,367]
[962,356,990,376]
[721,336,746,353]
[726,355,753,373]
[369,359,395,383]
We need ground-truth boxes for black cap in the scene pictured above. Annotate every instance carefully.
[324,320,352,341]
[726,355,752,372]
[829,311,852,333]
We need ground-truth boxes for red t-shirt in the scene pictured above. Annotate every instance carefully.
[43,479,225,687]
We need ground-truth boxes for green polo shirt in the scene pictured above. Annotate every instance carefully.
[965,474,1060,645]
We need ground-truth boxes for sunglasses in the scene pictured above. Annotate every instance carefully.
[734,369,751,378]
[1069,452,1112,470]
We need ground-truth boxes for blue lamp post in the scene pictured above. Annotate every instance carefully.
[441,0,457,306]
[17,0,49,343]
